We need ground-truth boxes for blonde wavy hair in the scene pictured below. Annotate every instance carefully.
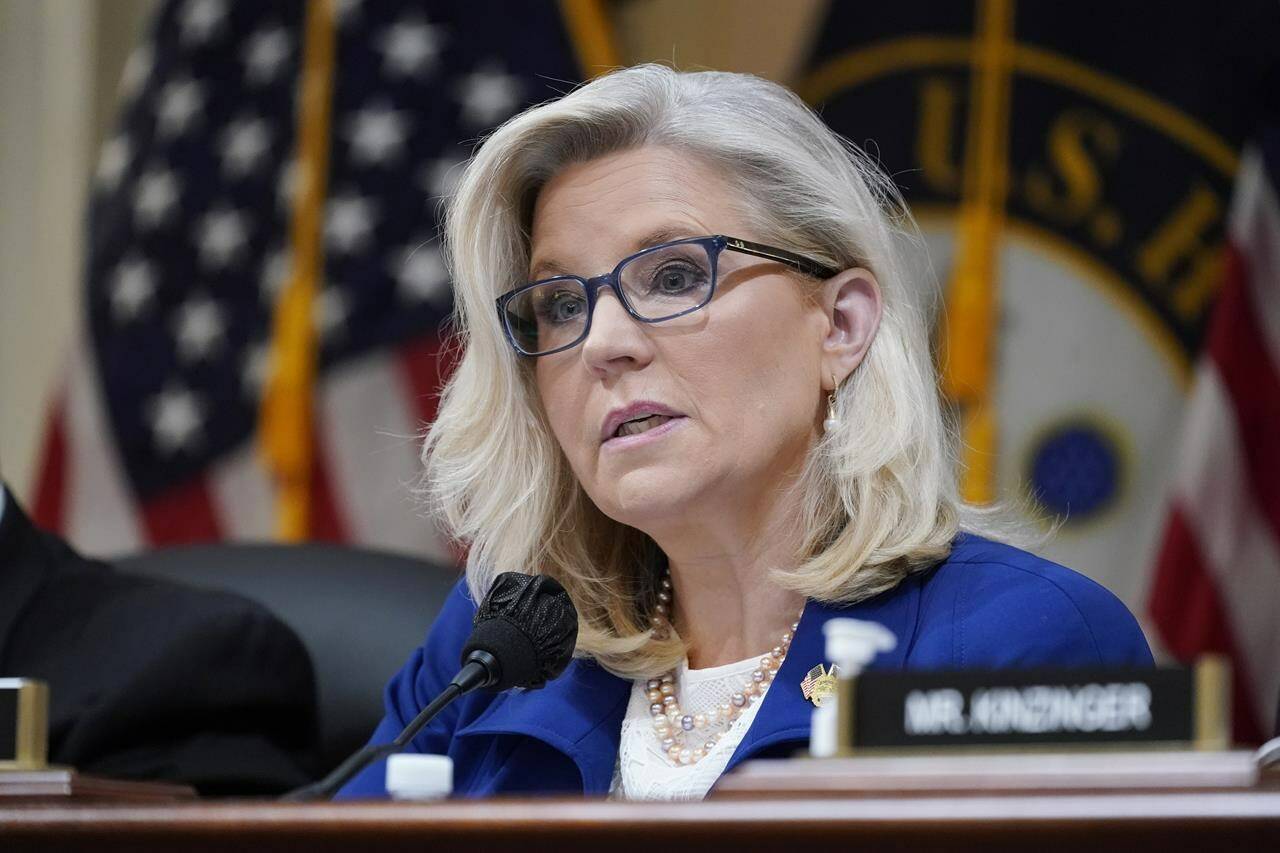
[423,65,1008,678]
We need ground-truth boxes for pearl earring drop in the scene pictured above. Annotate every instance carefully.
[823,374,840,433]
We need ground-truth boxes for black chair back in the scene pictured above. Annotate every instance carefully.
[118,543,458,771]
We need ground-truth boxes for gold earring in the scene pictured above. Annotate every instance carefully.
[823,374,840,433]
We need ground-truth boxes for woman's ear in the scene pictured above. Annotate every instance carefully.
[820,268,882,388]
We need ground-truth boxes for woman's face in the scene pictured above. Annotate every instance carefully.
[529,146,834,535]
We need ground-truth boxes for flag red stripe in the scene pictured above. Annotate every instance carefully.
[1148,505,1264,742]
[1207,243,1280,546]
[396,333,456,427]
[395,334,468,566]
[140,476,224,545]
[31,396,69,532]
[309,421,351,543]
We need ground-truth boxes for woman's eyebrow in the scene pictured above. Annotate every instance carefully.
[631,226,698,252]
[528,226,702,280]
[528,258,572,280]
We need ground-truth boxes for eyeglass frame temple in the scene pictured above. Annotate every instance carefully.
[717,235,841,281]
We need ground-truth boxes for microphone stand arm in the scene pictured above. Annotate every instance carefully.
[283,653,496,802]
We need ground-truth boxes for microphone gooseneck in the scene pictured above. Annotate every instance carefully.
[283,572,578,801]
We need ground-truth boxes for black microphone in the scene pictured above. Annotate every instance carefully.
[283,572,577,801]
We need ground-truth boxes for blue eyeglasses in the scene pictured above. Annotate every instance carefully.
[495,235,839,357]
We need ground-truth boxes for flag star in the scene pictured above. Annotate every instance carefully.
[196,208,249,269]
[378,19,444,78]
[173,296,226,362]
[276,157,300,211]
[133,168,180,229]
[119,45,153,99]
[243,27,292,85]
[148,385,204,455]
[96,135,132,191]
[260,247,292,302]
[180,0,227,44]
[346,104,410,165]
[422,155,465,200]
[325,194,377,254]
[110,256,156,322]
[242,342,272,399]
[456,65,523,128]
[220,116,272,177]
[314,287,350,341]
[156,78,205,138]
[391,242,449,305]
[333,0,363,26]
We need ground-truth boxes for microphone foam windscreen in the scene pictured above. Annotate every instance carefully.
[461,572,578,691]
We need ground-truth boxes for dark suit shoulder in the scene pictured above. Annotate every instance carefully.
[0,487,319,794]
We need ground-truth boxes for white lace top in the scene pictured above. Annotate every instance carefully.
[609,654,770,801]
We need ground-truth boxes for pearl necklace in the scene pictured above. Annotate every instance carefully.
[645,573,802,766]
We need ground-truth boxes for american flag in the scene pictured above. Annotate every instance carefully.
[31,0,604,558]
[799,664,827,702]
[1148,128,1280,743]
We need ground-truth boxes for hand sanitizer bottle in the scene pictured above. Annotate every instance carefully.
[809,618,897,758]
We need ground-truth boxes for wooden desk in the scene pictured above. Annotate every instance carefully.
[3,752,1278,852]
[2,793,1279,853]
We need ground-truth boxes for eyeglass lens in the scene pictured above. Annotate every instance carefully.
[503,241,715,354]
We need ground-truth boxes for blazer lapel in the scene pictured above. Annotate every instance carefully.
[724,578,920,771]
[454,655,630,794]
[451,570,927,792]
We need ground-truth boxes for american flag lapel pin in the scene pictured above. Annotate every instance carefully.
[800,664,840,707]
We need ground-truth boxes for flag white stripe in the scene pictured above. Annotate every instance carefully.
[65,343,144,555]
[209,442,275,541]
[318,352,449,562]
[1174,363,1280,725]
[1229,148,1280,373]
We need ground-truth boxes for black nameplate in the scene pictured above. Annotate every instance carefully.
[0,688,16,762]
[845,663,1226,751]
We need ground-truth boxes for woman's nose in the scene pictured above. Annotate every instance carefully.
[580,286,654,375]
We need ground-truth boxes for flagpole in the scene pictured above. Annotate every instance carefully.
[559,0,622,77]
[259,0,337,541]
[940,0,1015,505]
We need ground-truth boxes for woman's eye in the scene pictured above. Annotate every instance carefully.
[650,263,705,294]
[537,290,586,324]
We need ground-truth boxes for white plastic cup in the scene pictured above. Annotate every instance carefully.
[386,753,453,801]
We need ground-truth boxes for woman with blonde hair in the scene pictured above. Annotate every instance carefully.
[338,65,1150,800]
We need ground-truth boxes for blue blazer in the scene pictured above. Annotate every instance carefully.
[336,533,1152,798]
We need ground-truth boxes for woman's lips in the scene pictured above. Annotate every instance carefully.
[601,415,688,450]
[600,401,687,442]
